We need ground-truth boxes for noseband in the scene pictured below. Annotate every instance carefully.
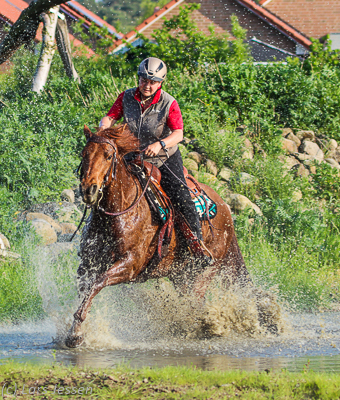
[87,135,117,184]
[76,134,153,218]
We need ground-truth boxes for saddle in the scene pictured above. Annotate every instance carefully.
[131,157,207,260]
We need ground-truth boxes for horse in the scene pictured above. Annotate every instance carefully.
[65,124,252,348]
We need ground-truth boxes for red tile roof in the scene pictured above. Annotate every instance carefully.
[67,0,121,37]
[110,0,186,52]
[235,0,312,47]
[110,0,312,52]
[260,0,340,40]
[0,0,95,56]
[0,0,30,28]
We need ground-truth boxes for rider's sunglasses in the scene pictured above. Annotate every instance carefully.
[139,77,159,86]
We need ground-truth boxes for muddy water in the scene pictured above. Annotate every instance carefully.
[2,298,340,372]
[2,245,340,373]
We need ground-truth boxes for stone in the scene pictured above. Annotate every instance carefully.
[299,140,324,161]
[218,167,233,182]
[60,222,78,235]
[325,158,340,169]
[30,219,57,245]
[237,172,258,185]
[55,204,82,224]
[199,172,218,185]
[279,155,300,170]
[294,152,314,162]
[182,137,191,145]
[303,160,317,174]
[296,130,315,141]
[183,158,199,173]
[236,125,248,133]
[242,150,254,160]
[205,159,218,176]
[0,233,10,249]
[61,189,75,203]
[326,139,338,151]
[292,190,303,202]
[242,139,254,160]
[187,151,203,164]
[26,212,62,234]
[253,143,267,158]
[282,138,298,154]
[281,128,293,136]
[284,132,301,148]
[0,249,21,259]
[225,194,262,215]
[295,164,310,178]
[325,148,340,163]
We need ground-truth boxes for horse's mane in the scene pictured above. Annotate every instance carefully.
[97,124,140,155]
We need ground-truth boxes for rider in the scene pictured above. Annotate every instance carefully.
[99,57,209,261]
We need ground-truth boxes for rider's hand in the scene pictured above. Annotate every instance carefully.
[145,142,162,157]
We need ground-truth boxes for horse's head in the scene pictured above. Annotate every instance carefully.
[80,125,140,205]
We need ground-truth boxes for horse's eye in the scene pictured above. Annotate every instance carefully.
[107,155,113,161]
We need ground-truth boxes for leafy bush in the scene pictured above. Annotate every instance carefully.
[311,162,340,200]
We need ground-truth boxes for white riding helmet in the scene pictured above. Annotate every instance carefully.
[138,57,167,82]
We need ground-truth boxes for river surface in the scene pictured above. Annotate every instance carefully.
[1,312,340,373]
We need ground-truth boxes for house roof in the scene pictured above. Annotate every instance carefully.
[110,0,186,52]
[235,0,311,47]
[259,0,340,41]
[66,1,122,38]
[0,0,104,57]
[110,0,312,53]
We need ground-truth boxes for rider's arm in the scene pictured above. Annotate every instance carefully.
[99,116,115,129]
[144,129,183,157]
[162,129,183,148]
[100,91,125,129]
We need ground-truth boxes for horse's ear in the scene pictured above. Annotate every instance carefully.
[84,125,93,140]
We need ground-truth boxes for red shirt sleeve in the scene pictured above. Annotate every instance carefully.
[167,100,183,130]
[107,91,125,120]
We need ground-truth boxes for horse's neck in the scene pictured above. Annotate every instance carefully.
[103,158,139,213]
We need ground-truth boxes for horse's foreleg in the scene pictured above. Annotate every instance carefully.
[65,258,134,348]
[190,264,219,300]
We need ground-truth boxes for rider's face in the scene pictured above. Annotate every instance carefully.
[139,77,162,97]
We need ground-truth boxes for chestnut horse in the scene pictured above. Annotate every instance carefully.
[65,125,251,347]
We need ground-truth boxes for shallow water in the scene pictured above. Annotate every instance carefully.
[1,311,340,373]
[2,245,340,373]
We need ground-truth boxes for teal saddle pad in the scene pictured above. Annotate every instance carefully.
[155,191,217,222]
[137,172,217,223]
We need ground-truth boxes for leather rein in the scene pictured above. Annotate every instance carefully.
[84,135,153,217]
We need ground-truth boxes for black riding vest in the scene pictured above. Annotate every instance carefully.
[122,88,178,167]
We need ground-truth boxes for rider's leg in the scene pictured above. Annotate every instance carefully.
[159,149,203,241]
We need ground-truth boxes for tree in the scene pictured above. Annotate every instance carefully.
[0,0,81,91]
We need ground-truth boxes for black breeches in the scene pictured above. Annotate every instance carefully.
[159,149,203,240]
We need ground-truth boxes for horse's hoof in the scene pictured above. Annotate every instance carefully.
[65,334,84,348]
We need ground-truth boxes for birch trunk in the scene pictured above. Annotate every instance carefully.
[56,18,80,83]
[32,6,59,93]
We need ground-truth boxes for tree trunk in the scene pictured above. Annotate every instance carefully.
[32,6,59,93]
[0,0,67,65]
[56,18,80,83]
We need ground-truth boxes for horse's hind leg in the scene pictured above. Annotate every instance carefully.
[220,233,252,289]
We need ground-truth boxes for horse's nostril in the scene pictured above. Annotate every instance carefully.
[88,184,97,197]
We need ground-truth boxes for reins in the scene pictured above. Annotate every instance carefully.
[71,136,153,244]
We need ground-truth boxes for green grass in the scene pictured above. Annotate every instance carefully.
[1,362,340,399]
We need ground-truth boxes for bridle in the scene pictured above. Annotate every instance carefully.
[77,135,153,218]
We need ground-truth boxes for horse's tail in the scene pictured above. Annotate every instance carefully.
[221,232,252,288]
